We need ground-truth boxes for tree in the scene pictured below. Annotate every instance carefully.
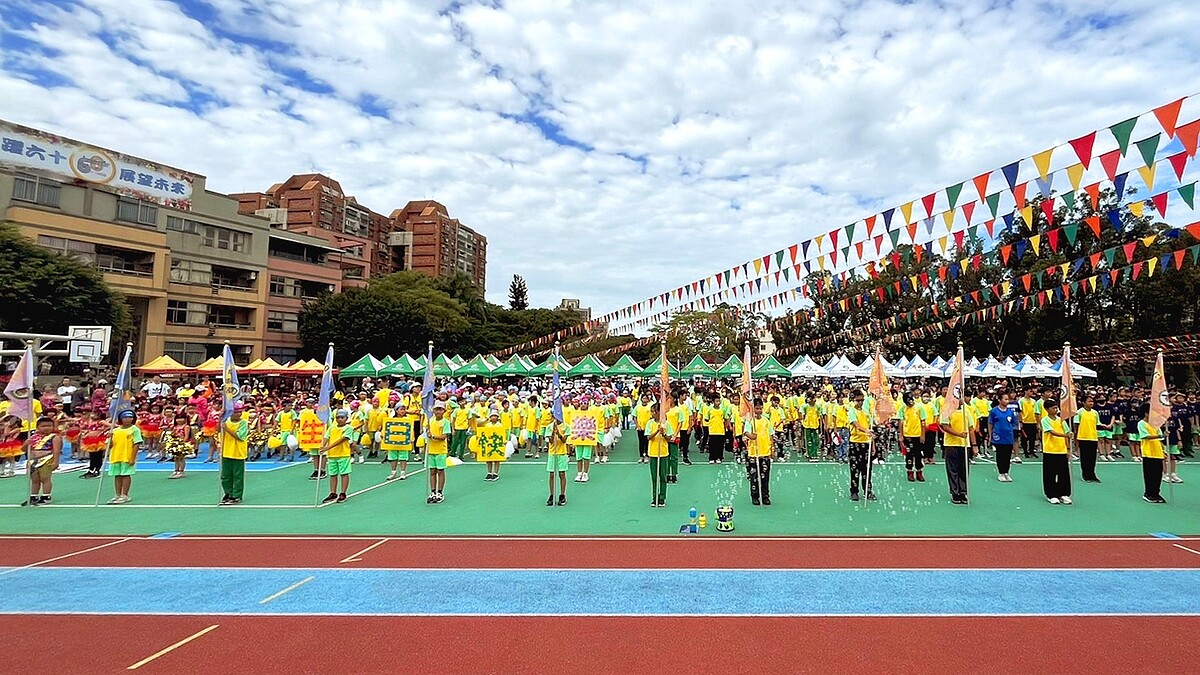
[508,274,529,310]
[651,304,764,361]
[0,222,131,339]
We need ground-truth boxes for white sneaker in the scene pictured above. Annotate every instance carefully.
[1061,496,1073,505]
[107,496,121,504]
[357,456,365,464]
[387,471,397,481]
[582,473,589,482]
[399,471,406,480]
[1048,497,1061,504]
[1169,474,1184,483]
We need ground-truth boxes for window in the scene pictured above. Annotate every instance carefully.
[116,198,158,226]
[269,275,287,296]
[94,245,153,276]
[166,300,207,326]
[210,265,255,290]
[164,341,208,367]
[166,216,201,234]
[201,226,248,253]
[169,259,212,285]
[13,173,61,207]
[36,235,95,264]
[266,346,298,362]
[267,311,299,333]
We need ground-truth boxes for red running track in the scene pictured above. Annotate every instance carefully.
[3,535,1200,569]
[6,615,1199,674]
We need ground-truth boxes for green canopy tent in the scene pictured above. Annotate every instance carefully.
[380,356,396,366]
[528,354,572,376]
[379,354,420,377]
[492,354,533,376]
[640,355,681,377]
[338,354,384,379]
[567,354,608,378]
[715,355,744,378]
[680,355,717,377]
[752,355,792,378]
[415,353,457,377]
[484,355,502,368]
[454,354,495,377]
[604,354,644,376]
[448,354,466,367]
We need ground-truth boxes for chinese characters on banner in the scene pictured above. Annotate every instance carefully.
[475,426,508,462]
[379,419,414,452]
[297,413,325,451]
[0,120,195,209]
[567,412,599,446]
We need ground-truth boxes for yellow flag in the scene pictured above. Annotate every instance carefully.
[1001,281,1011,295]
[900,201,914,224]
[1021,205,1034,226]
[1139,164,1156,192]
[1141,234,1157,247]
[943,210,955,230]
[1129,201,1146,218]
[1147,257,1158,276]
[1030,234,1041,255]
[1033,148,1055,181]
[1066,163,1085,191]
[753,258,762,275]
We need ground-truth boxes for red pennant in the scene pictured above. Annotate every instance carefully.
[873,234,884,255]
[1047,229,1059,252]
[984,219,996,238]
[1037,291,1047,307]
[829,250,838,266]
[952,230,964,248]
[865,215,877,238]
[1012,182,1028,208]
[1061,283,1071,301]
[893,281,901,296]
[1153,98,1184,137]
[1110,270,1119,285]
[788,244,798,264]
[1068,131,1097,169]
[1177,118,1200,157]
[973,172,990,202]
[1099,149,1122,181]
[1152,192,1168,216]
[829,230,839,250]
[1122,241,1137,263]
[1088,252,1100,269]
[855,241,864,259]
[1086,215,1101,238]
[890,252,902,269]
[1085,183,1101,210]
[962,201,976,223]
[1168,152,1189,182]
[1041,198,1055,228]
[972,253,981,271]
[1021,273,1032,291]
[1132,261,1144,280]
[922,192,937,218]
[1188,223,1200,241]
[919,272,929,286]
[1175,249,1186,270]
[970,290,981,305]
[913,245,924,263]
[1000,245,1012,265]
[762,254,772,272]
[906,221,919,243]
[938,266,948,282]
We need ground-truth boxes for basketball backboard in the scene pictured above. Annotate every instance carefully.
[68,325,111,355]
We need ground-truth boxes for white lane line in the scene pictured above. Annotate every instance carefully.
[258,576,315,604]
[0,538,131,577]
[127,624,219,670]
[1173,543,1200,557]
[340,538,390,564]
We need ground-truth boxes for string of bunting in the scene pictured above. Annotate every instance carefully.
[1022,334,1200,362]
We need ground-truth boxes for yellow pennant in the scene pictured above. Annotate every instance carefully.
[1129,201,1146,218]
[1147,257,1158,277]
[815,234,825,250]
[910,275,919,289]
[1138,164,1156,192]
[1001,281,1011,295]
[959,259,969,273]
[753,259,762,275]
[1029,234,1041,255]
[936,236,948,254]
[1032,148,1055,181]
[1021,205,1034,226]
[1141,234,1157,247]
[1059,262,1070,277]
[1088,276,1098,292]
[943,210,955,230]
[1066,163,1085,192]
[817,256,826,271]
[900,201,914,224]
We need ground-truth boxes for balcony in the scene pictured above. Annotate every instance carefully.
[210,265,258,293]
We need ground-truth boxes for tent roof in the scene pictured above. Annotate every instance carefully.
[679,355,717,376]
[135,355,192,372]
[379,354,420,376]
[715,355,744,377]
[528,355,572,375]
[788,356,827,377]
[568,354,608,377]
[339,354,385,378]
[604,354,644,376]
[752,355,792,378]
[492,353,532,376]
[454,354,495,377]
[641,355,681,377]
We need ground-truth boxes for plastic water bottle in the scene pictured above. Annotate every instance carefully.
[689,506,697,525]
[698,513,707,528]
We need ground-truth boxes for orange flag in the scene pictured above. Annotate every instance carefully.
[940,344,966,425]
[868,351,895,424]
[1148,351,1170,428]
[658,343,669,424]
[739,342,753,420]
[1058,343,1077,419]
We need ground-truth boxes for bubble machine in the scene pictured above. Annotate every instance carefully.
[715,505,734,532]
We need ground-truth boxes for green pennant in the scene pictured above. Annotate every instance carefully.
[845,223,856,242]
[986,193,1001,217]
[775,250,785,268]
[1180,182,1196,209]
[1069,281,1079,294]
[1103,248,1117,266]
[1135,133,1161,168]
[1035,270,1046,286]
[1061,191,1076,210]
[901,248,913,263]
[980,287,992,302]
[888,229,901,248]
[967,225,979,241]
[782,268,790,281]
[1110,117,1138,156]
[1191,245,1200,265]
[841,246,850,262]
[946,182,964,209]
[1063,224,1079,245]
[724,270,731,286]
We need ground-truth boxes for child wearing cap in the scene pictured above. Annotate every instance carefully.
[426,403,451,503]
[320,408,355,503]
[381,402,418,481]
[476,407,508,481]
[546,415,571,506]
[570,398,599,483]
[107,409,142,504]
[219,403,250,505]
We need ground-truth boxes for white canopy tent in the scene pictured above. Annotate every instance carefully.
[903,355,943,378]
[788,356,828,378]
[975,356,1021,378]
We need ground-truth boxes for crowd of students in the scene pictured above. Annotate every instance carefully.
[0,372,1191,509]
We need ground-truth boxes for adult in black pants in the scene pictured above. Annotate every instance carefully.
[1020,422,1038,457]
[1138,419,1166,503]
[1077,396,1101,483]
[678,423,692,465]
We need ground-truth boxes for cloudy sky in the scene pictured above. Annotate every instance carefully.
[3,0,1199,317]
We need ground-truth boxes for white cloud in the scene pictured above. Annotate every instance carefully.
[2,0,1199,324]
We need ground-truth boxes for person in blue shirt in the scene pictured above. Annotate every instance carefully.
[988,390,1018,482]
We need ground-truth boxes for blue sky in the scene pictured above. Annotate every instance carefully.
[2,0,1199,320]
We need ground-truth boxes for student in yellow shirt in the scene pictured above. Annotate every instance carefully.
[320,408,355,504]
[449,400,472,459]
[522,396,542,459]
[669,394,690,477]
[380,402,419,481]
[426,402,451,504]
[1137,413,1167,503]
[219,403,250,505]
[800,394,822,461]
[106,409,142,504]
[939,403,972,505]
[634,395,653,463]
[742,398,774,506]
[900,393,928,482]
[476,408,508,482]
[704,394,727,463]
[1075,396,1101,483]
[1040,400,1073,504]
[1018,387,1040,458]
[546,415,571,507]
[847,393,876,502]
[645,401,673,507]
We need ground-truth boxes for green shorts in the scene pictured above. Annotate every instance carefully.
[108,462,135,477]
[546,454,568,472]
[327,457,352,476]
[306,449,321,457]
[1168,444,1181,456]
[427,454,448,470]
[573,446,593,460]
[387,450,411,461]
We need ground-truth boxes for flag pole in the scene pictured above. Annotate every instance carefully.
[314,342,335,507]
[15,342,37,507]
[96,343,132,507]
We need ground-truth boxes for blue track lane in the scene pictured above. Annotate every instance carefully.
[1,568,1198,616]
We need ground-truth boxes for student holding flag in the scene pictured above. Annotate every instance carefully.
[742,397,773,506]
[1141,351,1172,503]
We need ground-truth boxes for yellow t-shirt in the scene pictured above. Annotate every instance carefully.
[323,423,354,458]
[109,425,142,464]
[452,407,472,431]
[1019,398,1037,424]
[426,418,451,455]
[547,422,570,455]
[634,404,653,431]
[742,416,773,458]
[705,406,726,435]
[1041,416,1068,455]
[278,410,296,433]
[1075,409,1099,442]
[645,419,673,458]
[848,406,872,444]
[221,418,249,459]
[374,388,391,409]
[902,403,925,438]
[802,404,820,429]
[942,409,969,448]
[1139,421,1164,459]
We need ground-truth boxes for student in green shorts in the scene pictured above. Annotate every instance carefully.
[425,402,452,504]
[320,408,354,504]
[546,416,571,506]
[106,410,142,504]
[383,402,420,481]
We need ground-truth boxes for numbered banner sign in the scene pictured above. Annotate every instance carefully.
[379,418,415,452]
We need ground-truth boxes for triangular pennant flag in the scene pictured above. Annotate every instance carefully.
[1047,229,1060,252]
[1110,117,1138,156]
[1062,190,1076,210]
[882,208,895,230]
[829,229,840,250]
[888,229,900,248]
[753,258,762,275]
[1177,118,1200,157]
[900,201,914,224]
[984,219,996,238]
[973,172,991,202]
[1108,209,1123,231]
[1021,204,1034,226]
[1085,183,1101,210]
[855,241,864,259]
[1013,181,1028,208]
[945,182,964,209]
[865,215,877,238]
[1147,257,1158,277]
[1066,162,1085,191]
[1099,149,1122,181]
[943,210,955,230]
[921,192,937,218]
[1103,248,1117,266]
[1068,131,1096,169]
[1029,234,1041,255]
[1175,249,1186,270]
[1167,152,1188,182]
[1138,164,1156,192]
[962,200,976,224]
[1086,216,1101,238]
[1003,212,1016,232]
[1113,173,1129,201]
[1000,245,1012,265]
[1136,133,1161,169]
[1153,98,1184,137]
[1123,241,1137,263]
[1088,252,1101,269]
[1129,200,1145,218]
[1063,223,1079,245]
[986,192,1001,217]
[1152,192,1168,216]
[1041,197,1056,228]
[1001,161,1021,190]
[788,244,799,264]
[1180,182,1196,209]
[1032,148,1054,181]
[906,221,919,243]
[1035,175,1053,199]
[775,249,786,268]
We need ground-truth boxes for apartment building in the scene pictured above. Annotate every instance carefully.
[391,200,488,291]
